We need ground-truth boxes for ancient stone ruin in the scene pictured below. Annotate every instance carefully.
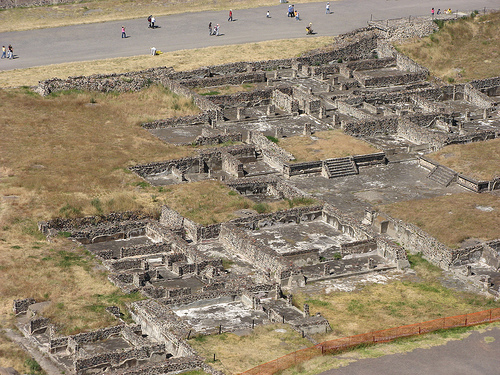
[15,18,500,375]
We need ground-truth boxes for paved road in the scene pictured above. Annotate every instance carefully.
[319,326,500,375]
[0,0,497,71]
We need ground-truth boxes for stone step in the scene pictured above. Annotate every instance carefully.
[428,165,457,186]
[323,157,358,179]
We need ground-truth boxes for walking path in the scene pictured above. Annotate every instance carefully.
[319,326,500,375]
[0,0,497,71]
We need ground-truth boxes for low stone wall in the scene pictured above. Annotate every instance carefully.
[375,237,409,268]
[272,88,299,113]
[352,152,386,167]
[336,100,375,120]
[13,298,36,315]
[463,83,496,109]
[141,113,210,129]
[29,317,50,334]
[180,72,267,89]
[342,116,398,136]
[396,52,429,75]
[219,223,286,279]
[120,243,170,259]
[398,119,448,148]
[111,357,205,375]
[1,0,75,9]
[222,152,244,177]
[74,343,166,374]
[205,88,274,108]
[322,203,372,241]
[247,130,294,170]
[355,71,428,87]
[228,205,324,230]
[283,161,322,178]
[193,132,242,146]
[340,239,377,256]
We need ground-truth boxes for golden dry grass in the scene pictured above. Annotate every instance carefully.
[0,36,336,88]
[279,130,379,162]
[161,180,316,225]
[397,11,500,82]
[0,332,32,373]
[0,0,337,33]
[427,138,500,181]
[189,323,311,374]
[379,192,500,248]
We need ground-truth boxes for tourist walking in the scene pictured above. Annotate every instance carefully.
[228,9,233,21]
[326,2,330,14]
[151,16,156,28]
[1,46,5,59]
[267,10,270,18]
[215,24,220,36]
[121,26,126,38]
[148,15,152,28]
[431,7,435,17]
[7,45,13,59]
[295,10,300,20]
[209,22,212,35]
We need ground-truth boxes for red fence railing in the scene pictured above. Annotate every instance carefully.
[240,307,500,374]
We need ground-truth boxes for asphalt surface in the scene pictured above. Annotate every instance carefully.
[0,0,498,71]
[319,326,500,375]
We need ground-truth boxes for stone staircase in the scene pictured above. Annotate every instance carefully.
[322,157,358,179]
[428,165,457,186]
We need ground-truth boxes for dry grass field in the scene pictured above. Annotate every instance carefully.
[0,36,336,88]
[379,192,500,248]
[189,323,312,374]
[426,138,500,181]
[279,130,379,162]
[397,11,500,83]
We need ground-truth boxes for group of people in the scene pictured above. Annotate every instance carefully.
[147,15,156,28]
[287,4,300,20]
[431,7,452,16]
[1,45,14,59]
[208,22,220,36]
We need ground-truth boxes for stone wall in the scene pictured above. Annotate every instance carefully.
[397,119,448,148]
[120,243,170,259]
[141,113,210,129]
[322,203,372,241]
[180,72,267,89]
[355,71,428,87]
[272,88,299,113]
[336,100,375,120]
[28,317,50,334]
[342,117,398,136]
[205,88,274,107]
[219,223,286,279]
[340,239,377,256]
[283,161,323,178]
[463,83,497,109]
[247,130,295,170]
[193,132,242,146]
[222,152,244,177]
[13,298,36,315]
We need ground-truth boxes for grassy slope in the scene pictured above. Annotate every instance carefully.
[397,11,500,82]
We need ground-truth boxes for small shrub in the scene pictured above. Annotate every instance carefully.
[90,198,103,214]
[25,358,43,375]
[266,135,279,143]
[57,231,72,238]
[135,181,149,189]
[433,19,445,29]
[447,77,455,83]
[59,203,82,218]
[253,203,269,214]
[228,190,238,196]
[200,91,220,96]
